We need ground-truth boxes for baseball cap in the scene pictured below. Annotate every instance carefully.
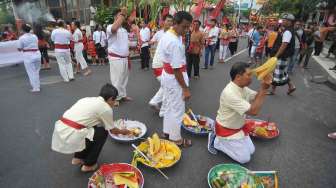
[281,13,295,21]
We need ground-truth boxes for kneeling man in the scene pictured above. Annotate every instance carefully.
[51,83,132,172]
[208,62,271,163]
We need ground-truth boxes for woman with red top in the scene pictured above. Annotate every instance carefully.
[82,29,89,63]
[87,36,97,65]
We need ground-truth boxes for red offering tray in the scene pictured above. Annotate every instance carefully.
[88,163,144,188]
[245,118,280,139]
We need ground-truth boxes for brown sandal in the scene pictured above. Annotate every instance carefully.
[174,138,192,148]
[160,133,169,139]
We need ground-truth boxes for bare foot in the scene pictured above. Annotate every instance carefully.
[71,158,84,165]
[81,164,98,172]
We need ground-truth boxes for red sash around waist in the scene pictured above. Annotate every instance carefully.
[153,67,163,77]
[215,121,253,137]
[23,49,38,52]
[60,117,86,130]
[108,52,131,70]
[55,44,70,49]
[163,63,186,74]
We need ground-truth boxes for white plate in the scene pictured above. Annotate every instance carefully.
[109,120,147,142]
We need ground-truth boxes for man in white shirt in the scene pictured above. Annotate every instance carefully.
[106,8,132,104]
[204,18,219,69]
[207,62,271,163]
[71,21,92,76]
[93,25,107,65]
[139,20,151,70]
[51,20,74,82]
[158,11,193,147]
[148,14,174,111]
[51,84,133,172]
[17,24,41,92]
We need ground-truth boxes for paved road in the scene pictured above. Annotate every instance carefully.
[1,39,336,188]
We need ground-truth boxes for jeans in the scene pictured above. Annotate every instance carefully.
[288,48,300,73]
[204,44,216,68]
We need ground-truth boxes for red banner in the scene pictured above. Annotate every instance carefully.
[193,0,205,19]
[210,0,226,18]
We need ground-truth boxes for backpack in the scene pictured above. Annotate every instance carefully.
[270,29,295,59]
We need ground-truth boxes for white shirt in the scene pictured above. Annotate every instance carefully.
[18,33,39,50]
[151,30,166,68]
[51,97,115,154]
[51,28,72,52]
[151,29,165,43]
[282,30,292,43]
[158,31,189,88]
[140,27,151,48]
[205,26,220,45]
[106,24,129,57]
[216,82,257,140]
[73,28,83,43]
[93,30,107,47]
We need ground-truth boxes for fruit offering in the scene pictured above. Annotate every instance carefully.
[131,133,181,169]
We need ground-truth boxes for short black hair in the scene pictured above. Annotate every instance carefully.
[57,20,65,27]
[22,24,31,33]
[210,18,217,24]
[230,62,250,80]
[257,26,263,30]
[73,20,80,28]
[99,83,118,101]
[193,20,201,25]
[173,11,193,25]
[112,8,121,17]
[163,14,173,21]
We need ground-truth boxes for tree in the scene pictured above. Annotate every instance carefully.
[259,0,320,20]
[0,3,15,25]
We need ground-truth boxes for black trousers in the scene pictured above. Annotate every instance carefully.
[187,53,200,77]
[328,41,336,54]
[229,41,238,55]
[314,41,323,56]
[74,126,108,166]
[140,46,150,69]
[39,47,49,64]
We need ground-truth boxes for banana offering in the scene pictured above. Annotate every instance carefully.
[132,133,181,169]
[252,57,277,80]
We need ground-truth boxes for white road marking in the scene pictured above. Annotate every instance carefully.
[224,48,248,62]
[303,77,310,88]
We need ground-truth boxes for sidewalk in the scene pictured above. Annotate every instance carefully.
[312,44,336,84]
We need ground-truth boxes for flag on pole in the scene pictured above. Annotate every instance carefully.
[193,0,205,19]
[210,0,226,18]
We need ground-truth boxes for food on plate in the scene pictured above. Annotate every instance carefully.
[88,164,142,188]
[183,113,198,126]
[132,133,181,168]
[254,127,268,137]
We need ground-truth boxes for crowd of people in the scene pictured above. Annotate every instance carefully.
[1,6,336,173]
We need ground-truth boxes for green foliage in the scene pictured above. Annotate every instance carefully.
[94,6,115,25]
[260,0,319,19]
[0,3,15,25]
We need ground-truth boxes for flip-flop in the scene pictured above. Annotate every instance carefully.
[174,138,192,148]
[328,132,336,139]
[287,87,296,95]
[81,164,98,172]
[160,133,169,139]
[267,91,275,95]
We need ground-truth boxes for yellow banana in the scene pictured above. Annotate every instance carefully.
[183,113,198,126]
[253,57,277,80]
